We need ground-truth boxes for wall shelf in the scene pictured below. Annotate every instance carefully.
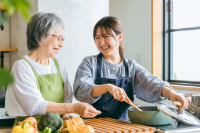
[0,6,6,30]
[0,48,18,69]
[0,48,18,52]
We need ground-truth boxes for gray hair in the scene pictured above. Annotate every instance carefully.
[26,12,64,51]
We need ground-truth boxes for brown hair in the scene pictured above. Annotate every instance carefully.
[93,16,124,55]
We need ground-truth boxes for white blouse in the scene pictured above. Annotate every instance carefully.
[5,55,73,117]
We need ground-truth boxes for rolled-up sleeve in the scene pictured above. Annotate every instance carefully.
[73,58,101,104]
[133,63,171,103]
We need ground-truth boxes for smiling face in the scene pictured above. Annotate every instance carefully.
[94,26,123,57]
[39,25,64,58]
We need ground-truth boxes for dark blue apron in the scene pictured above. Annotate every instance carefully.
[92,53,134,120]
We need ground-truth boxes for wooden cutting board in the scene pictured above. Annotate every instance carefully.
[84,117,156,133]
[0,118,156,133]
[0,127,12,133]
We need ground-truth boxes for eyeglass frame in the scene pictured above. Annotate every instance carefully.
[51,34,65,43]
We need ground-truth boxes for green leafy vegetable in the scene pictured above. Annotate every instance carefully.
[38,112,63,133]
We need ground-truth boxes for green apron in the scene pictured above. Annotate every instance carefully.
[13,58,64,126]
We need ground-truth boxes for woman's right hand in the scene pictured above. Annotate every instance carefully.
[73,103,101,118]
[107,84,131,103]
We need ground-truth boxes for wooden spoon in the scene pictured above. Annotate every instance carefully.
[124,99,143,111]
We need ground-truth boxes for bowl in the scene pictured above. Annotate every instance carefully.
[128,106,173,125]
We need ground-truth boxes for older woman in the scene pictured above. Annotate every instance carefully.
[5,12,101,126]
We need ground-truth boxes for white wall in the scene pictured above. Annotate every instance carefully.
[109,0,151,72]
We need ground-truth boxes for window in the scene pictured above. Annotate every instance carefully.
[163,0,200,86]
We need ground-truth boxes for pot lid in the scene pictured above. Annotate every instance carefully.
[156,102,200,126]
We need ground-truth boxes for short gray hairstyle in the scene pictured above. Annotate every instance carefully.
[26,12,64,51]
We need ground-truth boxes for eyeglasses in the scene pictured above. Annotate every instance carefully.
[51,34,65,43]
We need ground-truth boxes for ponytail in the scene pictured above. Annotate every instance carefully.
[119,41,124,55]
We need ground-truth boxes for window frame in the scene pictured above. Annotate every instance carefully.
[162,0,200,86]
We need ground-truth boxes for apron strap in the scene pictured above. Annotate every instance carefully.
[96,53,129,78]
[22,58,61,75]
[52,58,61,74]
[96,53,103,78]
[21,58,39,77]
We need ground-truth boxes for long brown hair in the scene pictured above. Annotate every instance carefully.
[93,16,124,55]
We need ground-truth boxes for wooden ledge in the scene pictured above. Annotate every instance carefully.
[0,6,5,11]
[170,84,200,92]
[0,48,18,52]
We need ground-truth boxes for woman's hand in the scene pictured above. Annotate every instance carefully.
[170,92,188,110]
[162,86,188,110]
[107,84,131,103]
[73,103,101,118]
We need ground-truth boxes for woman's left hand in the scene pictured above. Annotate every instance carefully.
[170,92,188,110]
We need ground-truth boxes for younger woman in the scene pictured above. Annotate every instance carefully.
[73,16,187,120]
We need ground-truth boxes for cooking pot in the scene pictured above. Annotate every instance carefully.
[128,106,173,125]
[182,93,200,119]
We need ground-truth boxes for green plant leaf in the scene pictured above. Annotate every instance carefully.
[21,0,32,9]
[1,0,32,22]
[2,0,16,15]
[0,69,14,88]
[5,6,15,15]
[18,5,30,21]
[174,72,177,80]
[17,0,31,21]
